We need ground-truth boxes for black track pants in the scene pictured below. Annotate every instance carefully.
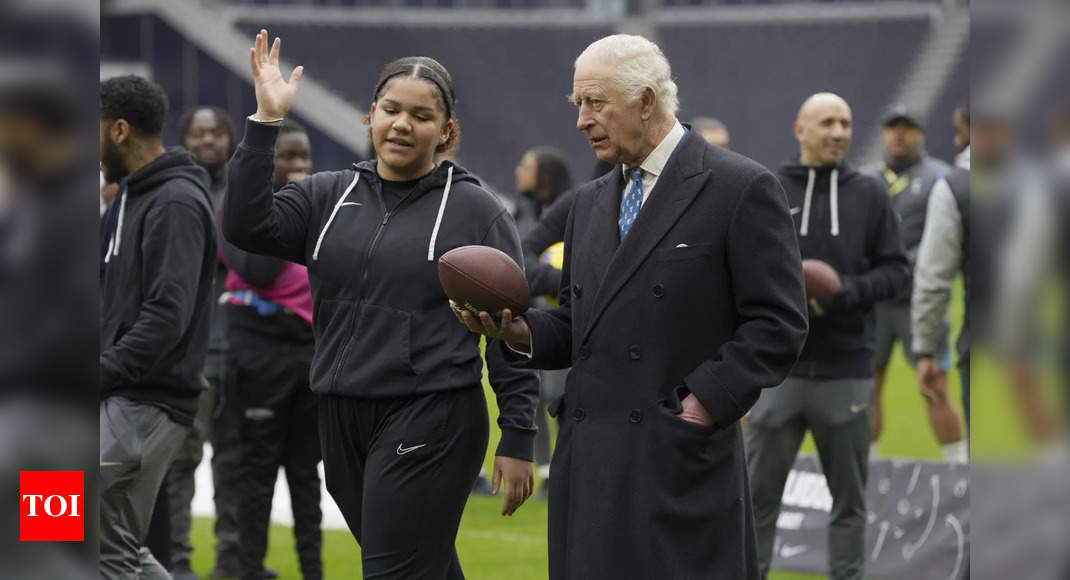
[318,387,489,579]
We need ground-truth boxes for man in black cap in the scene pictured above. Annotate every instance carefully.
[863,104,965,462]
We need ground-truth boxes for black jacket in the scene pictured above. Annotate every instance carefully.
[100,148,219,426]
[522,189,576,297]
[225,120,538,459]
[777,159,910,379]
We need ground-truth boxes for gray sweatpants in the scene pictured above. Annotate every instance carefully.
[100,397,187,580]
[165,354,242,570]
[745,376,872,580]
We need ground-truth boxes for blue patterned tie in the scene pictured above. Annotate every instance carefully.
[619,167,644,239]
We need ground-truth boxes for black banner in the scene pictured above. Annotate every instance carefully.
[771,454,969,579]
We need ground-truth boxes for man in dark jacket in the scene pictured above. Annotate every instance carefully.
[99,75,218,579]
[222,121,323,580]
[748,92,910,580]
[460,34,809,579]
[512,146,574,496]
[522,189,575,300]
[167,105,249,580]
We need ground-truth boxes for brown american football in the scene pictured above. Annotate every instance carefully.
[802,259,842,299]
[438,245,530,316]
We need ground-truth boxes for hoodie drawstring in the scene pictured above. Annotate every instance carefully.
[313,172,361,262]
[830,168,840,237]
[800,168,815,237]
[105,191,128,263]
[799,167,840,237]
[427,165,454,261]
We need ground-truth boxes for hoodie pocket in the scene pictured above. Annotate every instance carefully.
[329,303,416,393]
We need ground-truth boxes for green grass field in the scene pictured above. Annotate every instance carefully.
[189,281,991,579]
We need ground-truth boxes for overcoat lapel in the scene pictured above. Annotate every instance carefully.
[581,132,711,343]
[576,168,625,302]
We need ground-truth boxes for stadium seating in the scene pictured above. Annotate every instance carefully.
[229,20,615,191]
[102,14,360,171]
[103,8,941,191]
[216,0,937,7]
[217,0,586,9]
[657,16,930,169]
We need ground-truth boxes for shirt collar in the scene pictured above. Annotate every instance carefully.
[623,119,686,180]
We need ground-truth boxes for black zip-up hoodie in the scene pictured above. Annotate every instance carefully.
[100,148,219,426]
[225,120,538,460]
[776,159,910,379]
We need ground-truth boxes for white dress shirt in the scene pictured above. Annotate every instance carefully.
[621,119,687,208]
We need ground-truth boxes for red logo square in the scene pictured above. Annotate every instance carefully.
[20,471,84,541]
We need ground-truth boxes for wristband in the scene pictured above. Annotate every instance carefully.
[248,114,284,125]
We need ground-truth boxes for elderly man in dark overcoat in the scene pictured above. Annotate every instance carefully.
[458,34,809,579]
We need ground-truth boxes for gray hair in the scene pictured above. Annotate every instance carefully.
[575,34,679,118]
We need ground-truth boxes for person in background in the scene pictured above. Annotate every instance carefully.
[512,147,571,230]
[986,106,1070,445]
[912,105,972,443]
[749,92,909,580]
[520,187,574,303]
[221,120,322,580]
[513,146,573,297]
[862,105,965,462]
[179,106,233,205]
[170,105,252,580]
[513,146,573,498]
[690,116,730,149]
[99,74,218,580]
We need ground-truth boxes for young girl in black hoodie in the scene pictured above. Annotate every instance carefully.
[225,30,537,578]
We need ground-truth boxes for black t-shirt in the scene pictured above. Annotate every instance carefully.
[380,176,424,213]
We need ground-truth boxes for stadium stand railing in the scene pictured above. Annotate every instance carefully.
[105,0,957,192]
